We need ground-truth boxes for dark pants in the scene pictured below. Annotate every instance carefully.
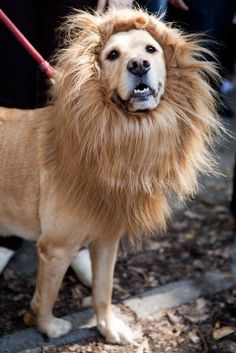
[138,0,166,13]
[167,0,236,75]
[167,0,236,215]
[0,0,97,108]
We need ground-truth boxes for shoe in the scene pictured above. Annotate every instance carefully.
[0,236,23,275]
[71,248,92,288]
[0,246,14,275]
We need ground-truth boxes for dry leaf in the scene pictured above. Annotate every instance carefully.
[71,285,84,300]
[3,268,15,280]
[166,311,181,324]
[82,296,92,308]
[188,330,200,344]
[113,282,127,293]
[184,210,204,220]
[213,326,235,340]
[23,311,35,326]
[17,309,27,317]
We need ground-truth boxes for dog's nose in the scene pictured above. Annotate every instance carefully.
[127,58,151,76]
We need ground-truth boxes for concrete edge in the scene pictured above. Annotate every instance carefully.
[1,269,236,353]
[124,269,236,318]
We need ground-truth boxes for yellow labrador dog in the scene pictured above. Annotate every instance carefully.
[0,9,219,345]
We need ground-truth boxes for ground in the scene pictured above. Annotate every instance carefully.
[44,288,236,353]
[0,91,236,352]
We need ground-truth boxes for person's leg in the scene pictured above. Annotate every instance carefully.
[167,0,236,118]
[35,0,98,106]
[0,0,38,108]
[167,0,235,51]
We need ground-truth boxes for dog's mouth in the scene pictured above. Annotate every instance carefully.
[130,83,155,101]
[113,82,157,112]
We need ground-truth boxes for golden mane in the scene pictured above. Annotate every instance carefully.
[44,9,221,238]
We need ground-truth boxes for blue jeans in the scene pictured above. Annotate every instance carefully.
[138,0,167,14]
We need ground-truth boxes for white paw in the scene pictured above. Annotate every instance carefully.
[98,314,133,345]
[38,317,72,338]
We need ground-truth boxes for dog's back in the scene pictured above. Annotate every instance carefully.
[0,107,45,239]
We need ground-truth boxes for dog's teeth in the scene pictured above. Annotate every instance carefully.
[133,87,150,94]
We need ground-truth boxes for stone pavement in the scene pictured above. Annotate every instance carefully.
[0,92,236,353]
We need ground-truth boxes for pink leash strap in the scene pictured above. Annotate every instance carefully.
[0,8,55,78]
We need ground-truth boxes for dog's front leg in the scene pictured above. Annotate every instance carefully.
[90,237,133,345]
[31,236,76,338]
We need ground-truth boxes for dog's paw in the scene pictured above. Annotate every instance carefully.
[38,317,72,338]
[98,314,133,345]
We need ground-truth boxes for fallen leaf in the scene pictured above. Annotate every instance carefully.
[188,330,200,344]
[71,285,84,300]
[82,296,92,308]
[113,283,127,294]
[23,311,35,326]
[213,326,235,340]
[166,311,181,324]
[17,309,27,317]
[184,210,204,220]
[3,269,15,280]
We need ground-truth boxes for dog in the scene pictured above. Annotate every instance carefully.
[0,9,220,345]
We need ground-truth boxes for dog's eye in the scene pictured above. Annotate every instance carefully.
[106,50,120,61]
[146,45,157,53]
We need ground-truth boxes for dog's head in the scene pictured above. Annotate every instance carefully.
[53,9,170,113]
[99,29,166,111]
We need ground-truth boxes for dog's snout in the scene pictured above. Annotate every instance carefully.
[127,58,151,76]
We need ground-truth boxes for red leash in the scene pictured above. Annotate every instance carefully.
[0,8,55,78]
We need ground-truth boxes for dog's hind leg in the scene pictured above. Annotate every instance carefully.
[90,237,133,345]
[31,236,77,338]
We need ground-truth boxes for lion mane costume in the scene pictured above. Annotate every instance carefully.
[50,9,220,238]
